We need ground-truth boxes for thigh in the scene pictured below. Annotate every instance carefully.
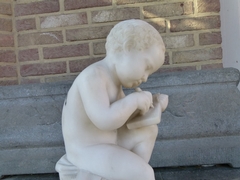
[68,144,154,180]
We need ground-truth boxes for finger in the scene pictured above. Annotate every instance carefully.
[143,91,153,108]
[153,93,160,103]
[159,94,169,112]
[140,103,150,115]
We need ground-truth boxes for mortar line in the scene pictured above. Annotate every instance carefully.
[193,0,198,15]
[59,0,64,13]
[89,41,94,57]
[168,51,173,65]
[139,6,144,20]
[12,0,21,85]
[87,10,92,25]
[112,0,117,7]
[35,15,40,30]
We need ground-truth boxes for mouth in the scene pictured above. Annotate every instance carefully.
[132,81,141,88]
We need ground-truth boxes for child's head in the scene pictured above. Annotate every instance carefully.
[105,19,165,56]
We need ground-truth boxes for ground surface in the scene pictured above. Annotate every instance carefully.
[1,165,240,180]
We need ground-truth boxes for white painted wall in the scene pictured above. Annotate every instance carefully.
[220,0,240,89]
[220,0,240,68]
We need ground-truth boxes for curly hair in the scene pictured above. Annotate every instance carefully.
[105,19,165,55]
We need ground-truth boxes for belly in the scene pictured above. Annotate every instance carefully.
[62,115,118,147]
[61,87,118,147]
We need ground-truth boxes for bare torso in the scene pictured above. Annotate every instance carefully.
[62,61,124,155]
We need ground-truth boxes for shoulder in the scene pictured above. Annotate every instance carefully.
[75,61,108,88]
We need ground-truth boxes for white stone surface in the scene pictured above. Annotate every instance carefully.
[56,19,168,180]
[1,68,240,177]
[220,0,240,89]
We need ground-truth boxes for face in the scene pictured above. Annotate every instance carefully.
[115,45,165,88]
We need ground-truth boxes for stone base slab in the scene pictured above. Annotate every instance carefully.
[0,68,240,176]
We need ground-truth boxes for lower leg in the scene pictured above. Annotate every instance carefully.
[130,125,158,162]
[131,137,156,162]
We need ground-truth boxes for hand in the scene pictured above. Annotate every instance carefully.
[134,90,153,115]
[153,93,169,112]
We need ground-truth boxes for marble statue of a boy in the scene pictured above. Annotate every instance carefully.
[56,19,168,180]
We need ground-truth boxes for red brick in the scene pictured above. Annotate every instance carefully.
[43,44,89,59]
[20,62,66,77]
[40,13,87,29]
[0,65,17,78]
[66,26,113,41]
[16,18,36,32]
[15,0,59,16]
[18,31,63,47]
[117,0,158,5]
[0,18,12,32]
[173,47,222,64]
[93,42,170,63]
[170,16,221,32]
[93,41,106,55]
[198,0,220,13]
[148,20,166,33]
[65,0,112,10]
[69,57,102,73]
[93,40,169,58]
[0,80,18,86]
[163,34,194,49]
[201,63,223,70]
[0,3,12,15]
[0,34,14,47]
[0,50,16,63]
[143,2,193,18]
[18,49,39,62]
[156,66,196,73]
[164,52,169,65]
[92,8,140,23]
[199,32,222,45]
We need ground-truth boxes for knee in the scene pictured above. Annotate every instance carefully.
[144,125,158,140]
[140,165,155,180]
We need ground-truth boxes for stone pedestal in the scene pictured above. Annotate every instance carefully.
[0,68,240,177]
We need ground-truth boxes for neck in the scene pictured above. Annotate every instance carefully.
[103,56,121,88]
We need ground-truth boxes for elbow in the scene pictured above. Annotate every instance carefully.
[91,116,121,131]
[94,120,118,131]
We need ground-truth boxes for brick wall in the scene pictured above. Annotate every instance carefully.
[0,0,222,86]
[0,0,17,86]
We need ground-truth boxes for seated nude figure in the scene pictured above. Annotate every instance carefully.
[56,19,168,180]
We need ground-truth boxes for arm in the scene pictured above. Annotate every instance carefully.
[78,70,152,131]
[127,93,169,129]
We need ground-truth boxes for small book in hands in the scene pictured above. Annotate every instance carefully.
[127,93,168,129]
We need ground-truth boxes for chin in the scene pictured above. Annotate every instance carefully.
[123,82,141,89]
[122,83,134,89]
[132,82,142,88]
[132,85,139,88]
[131,84,141,89]
[123,85,133,89]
